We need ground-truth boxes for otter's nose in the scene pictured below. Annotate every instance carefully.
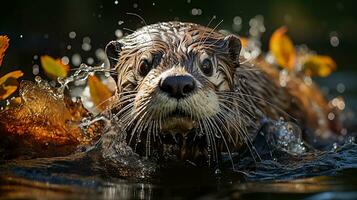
[160,75,196,99]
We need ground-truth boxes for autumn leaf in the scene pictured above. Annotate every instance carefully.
[239,37,249,49]
[40,55,69,80]
[88,75,114,111]
[0,70,23,100]
[269,27,296,70]
[302,55,337,77]
[0,35,10,66]
[4,97,22,109]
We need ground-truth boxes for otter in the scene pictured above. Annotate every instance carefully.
[0,21,340,164]
[104,22,340,165]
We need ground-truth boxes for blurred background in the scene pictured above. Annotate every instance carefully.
[0,0,356,106]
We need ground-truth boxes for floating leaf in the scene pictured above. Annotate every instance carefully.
[88,75,114,111]
[302,55,337,77]
[0,35,10,66]
[4,97,21,110]
[269,27,296,70]
[40,55,69,80]
[239,37,249,48]
[0,70,23,100]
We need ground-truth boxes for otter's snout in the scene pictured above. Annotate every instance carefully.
[159,75,196,99]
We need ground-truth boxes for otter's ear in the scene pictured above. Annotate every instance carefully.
[224,35,242,66]
[105,40,123,68]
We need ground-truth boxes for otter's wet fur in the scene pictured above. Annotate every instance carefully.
[104,22,339,165]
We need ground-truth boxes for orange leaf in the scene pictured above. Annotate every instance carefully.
[88,75,114,111]
[302,55,337,77]
[0,35,10,66]
[239,37,249,49]
[269,27,296,70]
[40,55,69,80]
[0,70,23,100]
[3,97,22,110]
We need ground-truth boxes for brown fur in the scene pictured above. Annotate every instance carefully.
[106,22,340,163]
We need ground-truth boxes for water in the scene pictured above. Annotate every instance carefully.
[1,137,357,199]
[1,65,357,199]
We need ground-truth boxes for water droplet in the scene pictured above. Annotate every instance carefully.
[35,76,42,83]
[215,168,222,175]
[82,43,91,51]
[69,31,76,39]
[72,54,82,66]
[340,128,348,135]
[336,83,345,93]
[333,143,338,150]
[95,48,106,61]
[233,16,242,25]
[104,72,111,77]
[115,29,123,38]
[114,0,118,4]
[32,64,39,75]
[83,36,91,44]
[331,97,345,110]
[330,36,339,47]
[191,8,202,16]
[87,57,94,65]
[61,56,70,65]
[328,112,335,120]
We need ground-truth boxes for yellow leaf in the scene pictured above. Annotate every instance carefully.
[10,96,21,105]
[40,55,69,80]
[239,37,249,49]
[4,97,22,110]
[88,75,114,111]
[0,35,10,66]
[0,70,23,100]
[269,27,296,70]
[302,55,337,77]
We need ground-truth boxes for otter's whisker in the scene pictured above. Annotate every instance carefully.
[216,104,261,163]
[211,115,236,169]
[122,27,136,33]
[128,109,149,147]
[202,117,219,165]
[218,98,256,119]
[218,91,296,122]
[215,112,237,144]
[145,121,153,157]
[197,119,213,164]
[198,19,223,48]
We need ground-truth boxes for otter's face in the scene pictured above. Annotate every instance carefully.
[105,22,242,159]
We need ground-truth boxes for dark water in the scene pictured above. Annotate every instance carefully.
[1,141,357,200]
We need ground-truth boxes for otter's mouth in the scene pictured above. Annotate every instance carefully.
[160,109,196,135]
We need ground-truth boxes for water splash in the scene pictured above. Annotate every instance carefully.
[264,119,307,155]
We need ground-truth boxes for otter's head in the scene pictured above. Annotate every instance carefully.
[105,22,243,163]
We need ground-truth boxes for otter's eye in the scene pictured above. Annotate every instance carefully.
[200,58,213,76]
[138,59,152,76]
